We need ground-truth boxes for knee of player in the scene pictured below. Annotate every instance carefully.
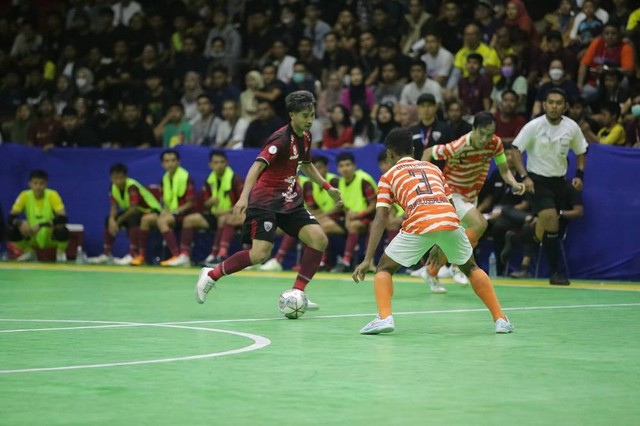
[52,225,70,242]
[250,246,272,264]
[311,233,329,251]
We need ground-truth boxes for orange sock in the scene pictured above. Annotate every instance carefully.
[469,268,505,321]
[374,271,394,319]
[466,228,480,248]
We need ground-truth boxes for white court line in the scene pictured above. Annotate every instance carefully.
[0,320,271,374]
[2,302,639,333]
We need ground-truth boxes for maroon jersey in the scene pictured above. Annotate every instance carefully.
[109,185,155,211]
[250,124,312,212]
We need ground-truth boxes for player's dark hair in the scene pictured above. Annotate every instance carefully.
[285,90,316,113]
[109,163,128,175]
[209,150,227,161]
[473,111,496,129]
[601,101,621,118]
[501,89,518,99]
[377,151,388,162]
[336,152,355,164]
[160,149,180,161]
[312,155,328,166]
[29,169,48,181]
[467,53,483,66]
[546,87,567,102]
[384,128,414,157]
[410,59,426,71]
[197,93,212,103]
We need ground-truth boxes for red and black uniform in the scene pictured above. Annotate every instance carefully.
[243,124,319,244]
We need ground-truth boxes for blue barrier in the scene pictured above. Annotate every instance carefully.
[1,143,638,280]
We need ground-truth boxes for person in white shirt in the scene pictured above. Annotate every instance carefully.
[268,39,297,84]
[511,88,588,286]
[215,100,249,149]
[111,1,142,27]
[420,31,454,87]
[400,60,443,106]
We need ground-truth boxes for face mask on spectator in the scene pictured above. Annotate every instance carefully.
[549,68,564,81]
[209,51,225,59]
[632,104,640,117]
[292,72,305,84]
[76,77,87,87]
[501,66,514,78]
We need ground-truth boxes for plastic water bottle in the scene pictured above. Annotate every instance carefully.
[75,246,87,264]
[488,251,497,278]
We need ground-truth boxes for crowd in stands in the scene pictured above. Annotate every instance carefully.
[2,0,640,148]
[1,0,637,280]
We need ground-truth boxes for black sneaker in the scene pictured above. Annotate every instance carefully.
[549,271,570,285]
[500,230,516,264]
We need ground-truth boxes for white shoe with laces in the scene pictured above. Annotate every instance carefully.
[427,275,447,294]
[360,315,395,335]
[437,264,453,278]
[410,265,426,278]
[450,264,469,286]
[195,267,216,304]
[56,251,67,262]
[16,250,35,262]
[113,254,133,265]
[258,258,283,272]
[164,253,190,267]
[88,253,113,264]
[495,316,515,333]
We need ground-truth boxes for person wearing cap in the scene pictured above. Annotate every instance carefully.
[55,106,100,148]
[409,93,452,167]
[475,0,500,44]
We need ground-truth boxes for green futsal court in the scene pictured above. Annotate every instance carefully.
[1,264,639,426]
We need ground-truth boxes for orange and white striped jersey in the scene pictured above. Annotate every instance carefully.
[377,157,460,235]
[432,132,504,201]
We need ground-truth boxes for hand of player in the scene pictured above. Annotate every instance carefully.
[572,177,583,191]
[512,182,526,196]
[108,218,119,235]
[352,259,372,283]
[523,177,535,194]
[233,198,248,216]
[327,187,343,206]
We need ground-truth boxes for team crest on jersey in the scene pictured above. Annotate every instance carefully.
[264,221,273,232]
[268,145,278,154]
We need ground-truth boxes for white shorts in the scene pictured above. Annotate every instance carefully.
[452,193,477,221]
[384,228,473,268]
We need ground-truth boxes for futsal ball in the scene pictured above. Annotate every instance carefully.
[278,289,308,319]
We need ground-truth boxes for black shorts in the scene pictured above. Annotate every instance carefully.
[104,211,143,229]
[202,212,218,230]
[528,173,569,215]
[242,207,319,244]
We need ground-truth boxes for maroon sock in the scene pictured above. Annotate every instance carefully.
[218,225,236,258]
[180,227,195,255]
[162,231,179,256]
[210,228,223,256]
[208,249,252,281]
[343,233,359,265]
[103,228,114,255]
[276,235,297,263]
[128,227,140,256]
[293,246,324,291]
[139,230,149,256]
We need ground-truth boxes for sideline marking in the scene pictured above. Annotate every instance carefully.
[0,319,271,374]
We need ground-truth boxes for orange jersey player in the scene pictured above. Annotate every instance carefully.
[422,112,524,286]
[352,128,514,335]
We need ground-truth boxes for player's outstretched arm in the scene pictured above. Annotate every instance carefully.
[496,159,525,195]
[352,206,389,283]
[233,161,267,216]
[299,162,343,204]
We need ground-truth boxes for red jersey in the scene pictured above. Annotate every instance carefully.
[377,157,459,234]
[250,125,312,213]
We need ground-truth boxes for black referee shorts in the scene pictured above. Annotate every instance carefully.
[242,206,319,245]
[528,173,569,215]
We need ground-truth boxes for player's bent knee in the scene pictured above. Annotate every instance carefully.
[52,226,70,242]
